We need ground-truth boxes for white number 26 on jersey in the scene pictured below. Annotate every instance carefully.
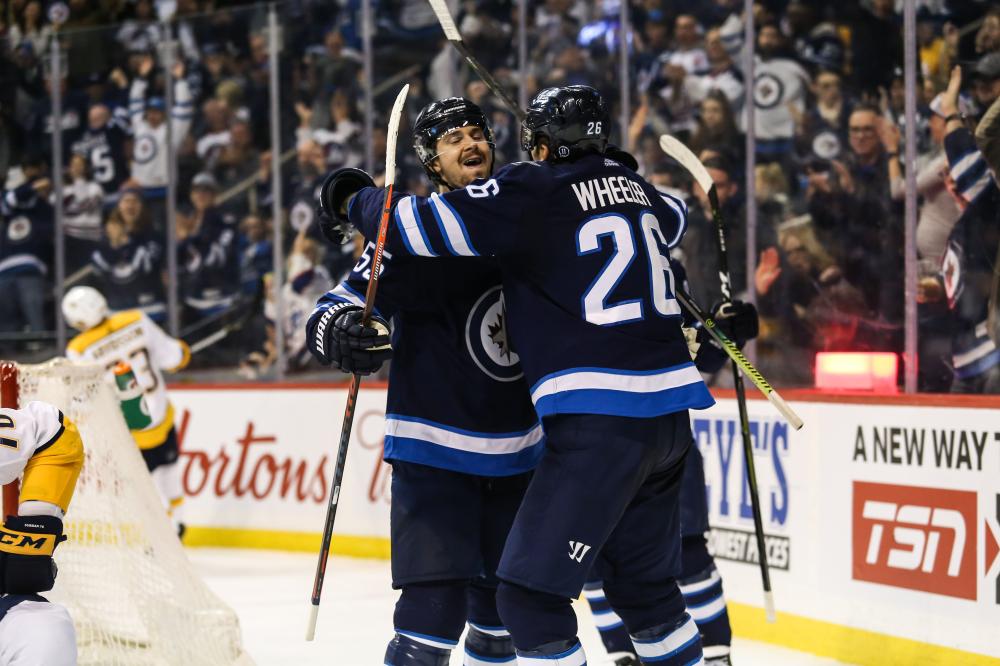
[576,213,680,325]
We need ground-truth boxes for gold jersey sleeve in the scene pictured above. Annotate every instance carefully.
[0,401,84,513]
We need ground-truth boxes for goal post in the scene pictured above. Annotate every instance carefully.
[1,359,253,665]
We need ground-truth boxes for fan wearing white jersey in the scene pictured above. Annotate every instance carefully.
[0,400,85,666]
[62,286,190,534]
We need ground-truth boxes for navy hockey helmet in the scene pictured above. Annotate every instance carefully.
[520,85,610,161]
[413,97,495,189]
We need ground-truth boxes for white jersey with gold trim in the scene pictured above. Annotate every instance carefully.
[65,310,190,449]
[0,401,66,488]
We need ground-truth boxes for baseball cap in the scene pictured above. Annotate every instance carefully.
[192,172,219,191]
[972,52,1000,80]
[147,97,166,111]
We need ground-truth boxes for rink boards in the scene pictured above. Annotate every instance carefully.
[168,384,1000,665]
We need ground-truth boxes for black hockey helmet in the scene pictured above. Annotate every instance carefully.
[520,85,610,161]
[413,97,494,189]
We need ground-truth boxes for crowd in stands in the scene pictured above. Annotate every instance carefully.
[2,0,1000,392]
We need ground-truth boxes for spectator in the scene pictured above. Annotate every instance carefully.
[8,0,52,56]
[849,0,902,95]
[689,90,743,157]
[213,117,260,195]
[753,23,809,170]
[72,102,133,198]
[798,69,852,164]
[970,52,1000,117]
[115,0,165,55]
[61,152,105,271]
[939,66,1000,392]
[263,231,333,372]
[90,188,166,321]
[128,55,193,227]
[195,98,233,172]
[177,172,240,319]
[0,154,53,337]
[238,212,272,298]
[295,89,363,169]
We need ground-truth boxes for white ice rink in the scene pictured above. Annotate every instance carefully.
[189,548,848,665]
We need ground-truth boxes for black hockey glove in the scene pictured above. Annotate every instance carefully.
[317,167,376,246]
[709,300,759,348]
[605,144,639,171]
[309,303,392,375]
[0,514,65,594]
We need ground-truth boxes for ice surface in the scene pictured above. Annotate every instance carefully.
[188,548,848,665]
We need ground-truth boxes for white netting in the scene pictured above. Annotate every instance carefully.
[8,359,252,665]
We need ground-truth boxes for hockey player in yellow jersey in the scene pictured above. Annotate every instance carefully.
[62,286,190,535]
[0,399,85,665]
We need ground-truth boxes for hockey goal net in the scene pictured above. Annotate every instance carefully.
[1,359,252,665]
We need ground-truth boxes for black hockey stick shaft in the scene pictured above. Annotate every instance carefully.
[307,183,394,640]
[307,84,409,641]
[452,41,525,122]
[707,186,776,622]
[427,0,525,122]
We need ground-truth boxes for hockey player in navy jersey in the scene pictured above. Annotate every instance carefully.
[323,85,715,665]
[307,98,539,666]
[585,259,758,666]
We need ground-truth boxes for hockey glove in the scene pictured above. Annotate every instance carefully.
[0,515,65,594]
[709,300,759,348]
[605,144,639,171]
[310,303,392,375]
[317,167,376,246]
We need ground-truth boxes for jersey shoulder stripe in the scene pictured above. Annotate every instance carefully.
[67,309,143,354]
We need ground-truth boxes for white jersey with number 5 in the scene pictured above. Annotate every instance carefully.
[65,311,189,450]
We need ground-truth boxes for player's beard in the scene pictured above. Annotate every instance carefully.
[441,143,491,189]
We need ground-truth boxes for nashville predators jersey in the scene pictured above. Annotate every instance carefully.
[0,401,84,513]
[66,310,190,449]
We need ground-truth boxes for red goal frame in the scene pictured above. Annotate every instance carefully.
[1,362,19,517]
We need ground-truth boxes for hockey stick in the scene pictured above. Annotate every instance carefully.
[676,287,803,431]
[305,83,410,641]
[662,134,786,622]
[427,0,525,122]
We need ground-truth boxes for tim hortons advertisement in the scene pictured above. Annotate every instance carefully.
[168,388,1000,659]
[170,386,391,545]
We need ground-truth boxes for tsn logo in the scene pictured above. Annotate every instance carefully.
[852,482,977,600]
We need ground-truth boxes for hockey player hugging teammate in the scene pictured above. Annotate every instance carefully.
[0,400,85,665]
[321,86,717,665]
[62,286,190,535]
[308,98,540,665]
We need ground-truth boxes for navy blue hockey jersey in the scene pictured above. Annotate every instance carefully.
[349,154,715,419]
[308,237,543,476]
[72,111,133,196]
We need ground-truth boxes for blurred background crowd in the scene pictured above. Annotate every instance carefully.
[2,0,1000,393]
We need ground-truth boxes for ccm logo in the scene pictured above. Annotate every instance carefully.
[852,482,976,600]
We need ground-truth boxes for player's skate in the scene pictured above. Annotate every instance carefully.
[608,653,639,665]
[704,652,732,665]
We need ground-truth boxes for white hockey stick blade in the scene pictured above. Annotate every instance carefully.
[384,84,410,188]
[658,134,713,195]
[428,0,462,41]
[764,590,776,624]
[767,390,804,431]
[305,604,319,641]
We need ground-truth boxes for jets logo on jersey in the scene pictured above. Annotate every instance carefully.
[6,217,31,242]
[811,130,842,160]
[134,135,158,164]
[754,72,786,110]
[465,286,523,382]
